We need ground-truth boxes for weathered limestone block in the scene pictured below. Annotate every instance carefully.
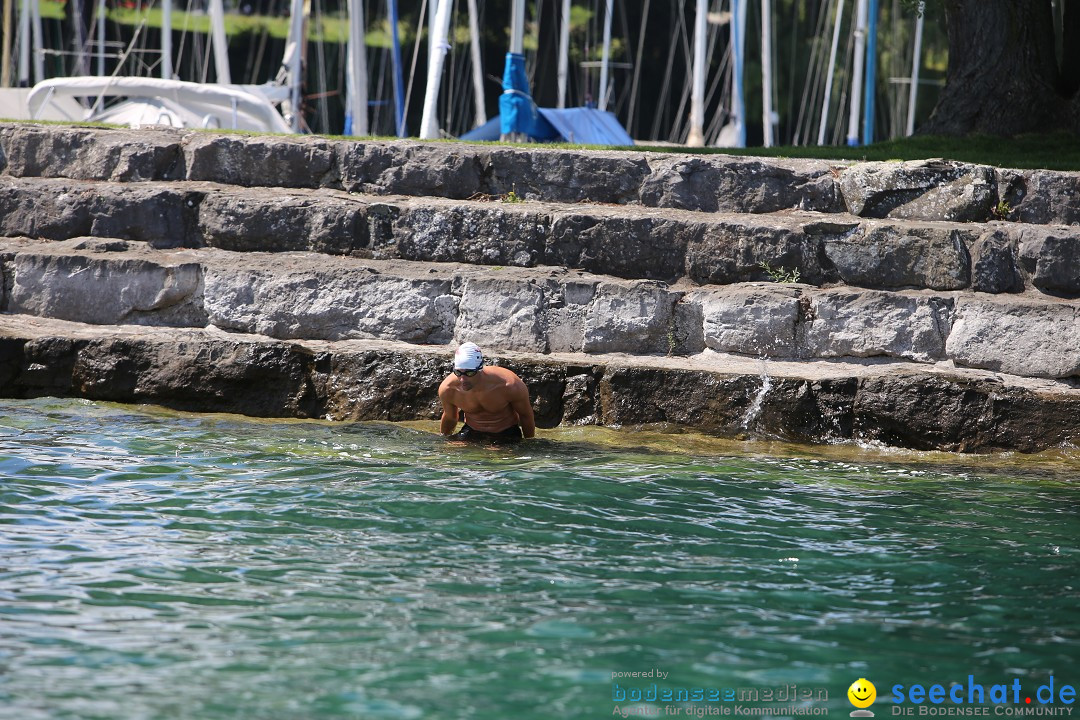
[481,148,648,203]
[1017,226,1080,297]
[582,281,678,354]
[453,276,548,352]
[560,372,599,425]
[998,169,1080,226]
[970,229,1024,294]
[546,279,599,353]
[640,156,843,213]
[0,178,200,246]
[840,159,997,222]
[317,349,445,423]
[0,125,181,181]
[688,284,801,357]
[9,240,206,326]
[945,296,1080,378]
[547,211,700,281]
[339,143,482,198]
[393,202,548,266]
[800,290,952,362]
[197,189,369,255]
[685,215,844,286]
[184,134,336,188]
[823,220,973,290]
[204,260,457,343]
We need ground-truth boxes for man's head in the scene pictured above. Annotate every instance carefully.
[453,342,484,378]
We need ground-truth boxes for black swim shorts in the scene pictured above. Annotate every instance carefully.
[452,424,524,443]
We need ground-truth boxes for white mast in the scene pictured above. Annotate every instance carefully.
[29,0,41,81]
[279,0,309,131]
[557,0,569,108]
[761,0,775,146]
[817,0,844,145]
[17,0,27,86]
[420,0,454,139]
[598,0,613,110]
[467,0,486,126]
[905,0,925,136]
[510,0,525,53]
[846,0,868,146]
[345,0,367,135]
[733,0,747,147]
[161,0,173,79]
[687,0,706,146]
[208,0,231,83]
[96,0,104,75]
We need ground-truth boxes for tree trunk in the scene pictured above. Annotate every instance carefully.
[922,0,1066,136]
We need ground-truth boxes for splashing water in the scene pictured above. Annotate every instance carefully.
[741,357,773,431]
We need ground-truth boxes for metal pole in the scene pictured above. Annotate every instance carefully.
[466,0,486,126]
[96,0,104,75]
[345,0,367,135]
[556,0,569,108]
[16,0,26,86]
[687,0,706,146]
[509,0,525,54]
[29,0,40,80]
[846,0,867,146]
[598,0,612,110]
[1,0,11,87]
[861,0,878,144]
[420,0,454,139]
[162,0,172,79]
[817,0,844,145]
[905,0,924,136]
[208,0,231,84]
[388,0,405,136]
[761,0,775,146]
[733,0,747,147]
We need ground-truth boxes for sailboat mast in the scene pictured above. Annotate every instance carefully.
[345,0,367,135]
[557,0,569,108]
[846,0,867,145]
[387,0,405,136]
[732,0,747,147]
[96,0,104,75]
[208,0,231,83]
[466,0,486,127]
[862,0,878,143]
[598,0,612,111]
[162,0,173,78]
[419,0,453,139]
[906,0,925,136]
[761,0,775,146]
[687,0,706,147]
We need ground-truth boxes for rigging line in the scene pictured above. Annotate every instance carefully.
[704,47,732,143]
[649,0,682,140]
[173,0,193,80]
[702,0,732,143]
[832,2,856,146]
[402,0,429,133]
[803,0,833,146]
[312,0,329,133]
[781,0,797,143]
[670,0,695,143]
[648,0,682,140]
[796,0,832,145]
[626,0,651,138]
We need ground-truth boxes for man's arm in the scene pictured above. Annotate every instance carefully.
[438,386,460,436]
[509,381,536,439]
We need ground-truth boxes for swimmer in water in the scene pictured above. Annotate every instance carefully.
[438,342,536,443]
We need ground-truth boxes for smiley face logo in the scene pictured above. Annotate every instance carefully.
[848,678,876,716]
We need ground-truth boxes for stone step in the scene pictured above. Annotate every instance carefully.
[3,123,1079,226]
[2,313,1078,453]
[3,237,1078,380]
[2,176,1078,296]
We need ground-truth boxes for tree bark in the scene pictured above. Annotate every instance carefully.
[922,0,1066,136]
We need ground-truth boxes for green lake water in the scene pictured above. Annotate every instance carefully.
[1,398,1078,720]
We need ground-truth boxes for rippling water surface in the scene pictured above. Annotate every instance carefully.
[1,398,1079,720]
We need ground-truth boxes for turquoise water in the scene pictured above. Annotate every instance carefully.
[1,398,1079,720]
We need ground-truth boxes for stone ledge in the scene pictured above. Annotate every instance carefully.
[3,239,1080,379]
[3,176,1079,295]
[3,123,1079,225]
[1,314,1077,453]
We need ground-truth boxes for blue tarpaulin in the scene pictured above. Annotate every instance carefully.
[463,107,633,146]
[469,49,634,146]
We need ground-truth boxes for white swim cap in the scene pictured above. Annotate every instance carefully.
[453,342,484,370]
